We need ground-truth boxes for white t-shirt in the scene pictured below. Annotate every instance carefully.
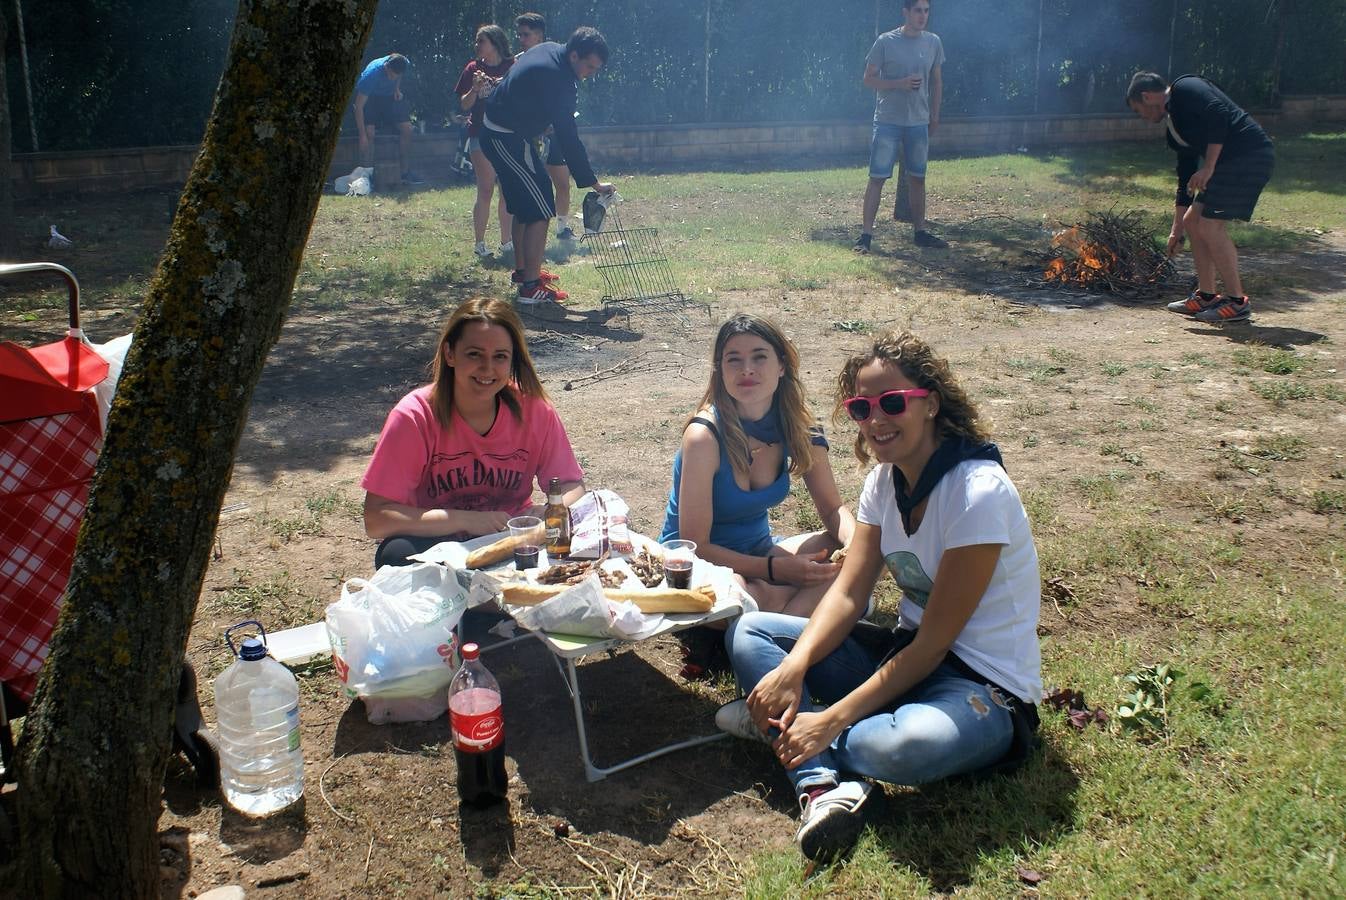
[857,458,1042,703]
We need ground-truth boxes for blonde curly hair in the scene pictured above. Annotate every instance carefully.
[832,330,990,465]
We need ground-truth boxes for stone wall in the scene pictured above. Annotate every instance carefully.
[11,96,1346,198]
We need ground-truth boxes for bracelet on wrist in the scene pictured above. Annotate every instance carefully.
[766,555,775,583]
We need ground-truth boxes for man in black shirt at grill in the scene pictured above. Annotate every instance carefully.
[482,26,615,305]
[1127,72,1275,324]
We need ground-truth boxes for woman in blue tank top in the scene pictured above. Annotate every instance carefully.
[660,315,855,623]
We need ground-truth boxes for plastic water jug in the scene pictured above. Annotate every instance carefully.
[214,620,305,815]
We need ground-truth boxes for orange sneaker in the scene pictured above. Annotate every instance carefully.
[1193,295,1251,323]
[516,281,569,305]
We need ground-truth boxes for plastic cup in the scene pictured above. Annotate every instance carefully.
[507,516,544,569]
[660,539,697,589]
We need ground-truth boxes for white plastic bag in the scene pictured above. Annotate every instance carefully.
[326,562,467,723]
[334,165,374,195]
[89,333,133,433]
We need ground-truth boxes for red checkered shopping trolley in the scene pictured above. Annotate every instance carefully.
[1,263,108,707]
[0,263,219,787]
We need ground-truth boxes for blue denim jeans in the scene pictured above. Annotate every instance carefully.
[725,611,1013,793]
[869,122,929,179]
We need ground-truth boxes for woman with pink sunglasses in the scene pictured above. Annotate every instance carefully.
[715,330,1042,863]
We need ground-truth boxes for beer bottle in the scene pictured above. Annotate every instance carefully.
[543,477,571,557]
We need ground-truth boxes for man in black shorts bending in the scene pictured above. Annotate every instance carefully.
[515,12,578,241]
[483,27,615,304]
[1127,72,1275,324]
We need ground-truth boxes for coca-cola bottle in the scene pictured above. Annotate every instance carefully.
[448,642,508,808]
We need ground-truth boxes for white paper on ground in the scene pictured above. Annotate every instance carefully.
[268,621,332,666]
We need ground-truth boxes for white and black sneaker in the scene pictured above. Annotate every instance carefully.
[795,781,872,861]
[714,699,770,744]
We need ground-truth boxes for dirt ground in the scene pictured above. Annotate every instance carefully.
[5,190,1345,897]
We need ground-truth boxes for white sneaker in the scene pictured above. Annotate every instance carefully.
[474,241,492,258]
[714,699,770,744]
[499,241,515,255]
[795,781,872,861]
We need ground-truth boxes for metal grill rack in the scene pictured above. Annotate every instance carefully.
[583,206,704,324]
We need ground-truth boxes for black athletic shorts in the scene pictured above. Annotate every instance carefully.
[545,135,567,168]
[362,94,412,131]
[1198,144,1274,221]
[480,128,555,224]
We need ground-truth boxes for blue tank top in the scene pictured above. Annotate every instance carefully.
[659,412,806,555]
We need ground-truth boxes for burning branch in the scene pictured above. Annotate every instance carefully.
[1039,210,1185,301]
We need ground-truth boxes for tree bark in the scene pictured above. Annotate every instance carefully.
[892,161,910,222]
[13,0,377,895]
[1,6,16,258]
[1269,0,1294,104]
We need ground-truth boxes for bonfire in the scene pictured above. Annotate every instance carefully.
[1040,209,1185,301]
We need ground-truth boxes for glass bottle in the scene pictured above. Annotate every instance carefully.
[543,477,571,557]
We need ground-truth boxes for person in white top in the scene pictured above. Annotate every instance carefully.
[717,330,1042,862]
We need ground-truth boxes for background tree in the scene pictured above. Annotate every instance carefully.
[11,0,377,894]
[7,0,1346,153]
[1,5,14,258]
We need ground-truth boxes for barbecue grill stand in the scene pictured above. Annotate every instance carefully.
[581,205,707,327]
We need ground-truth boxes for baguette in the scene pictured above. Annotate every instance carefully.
[465,534,519,569]
[500,581,716,614]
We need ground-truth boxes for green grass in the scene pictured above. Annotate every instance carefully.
[1311,490,1346,514]
[1252,434,1309,461]
[9,134,1344,326]
[7,131,1346,900]
[263,487,363,541]
[1253,381,1316,406]
[293,132,1346,307]
[1233,345,1311,375]
[748,531,1346,896]
[730,134,1336,896]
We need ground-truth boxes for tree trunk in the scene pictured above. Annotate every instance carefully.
[1269,0,1293,104]
[13,0,377,895]
[0,6,15,258]
[892,161,910,222]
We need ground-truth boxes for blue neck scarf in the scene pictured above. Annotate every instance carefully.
[739,398,784,445]
[892,436,1004,536]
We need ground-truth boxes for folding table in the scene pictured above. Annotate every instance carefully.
[415,534,747,782]
[510,594,742,782]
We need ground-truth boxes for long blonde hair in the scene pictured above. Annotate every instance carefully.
[833,330,990,465]
[428,297,545,428]
[693,314,817,478]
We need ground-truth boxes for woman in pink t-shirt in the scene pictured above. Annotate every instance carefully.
[362,297,584,568]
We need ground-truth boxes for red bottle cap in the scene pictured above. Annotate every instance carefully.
[460,642,480,661]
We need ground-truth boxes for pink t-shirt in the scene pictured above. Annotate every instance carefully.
[362,385,583,516]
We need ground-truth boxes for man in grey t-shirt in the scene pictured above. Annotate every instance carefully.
[855,0,947,252]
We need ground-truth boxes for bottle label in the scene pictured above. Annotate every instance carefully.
[451,707,503,752]
[546,526,561,544]
[285,705,301,752]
